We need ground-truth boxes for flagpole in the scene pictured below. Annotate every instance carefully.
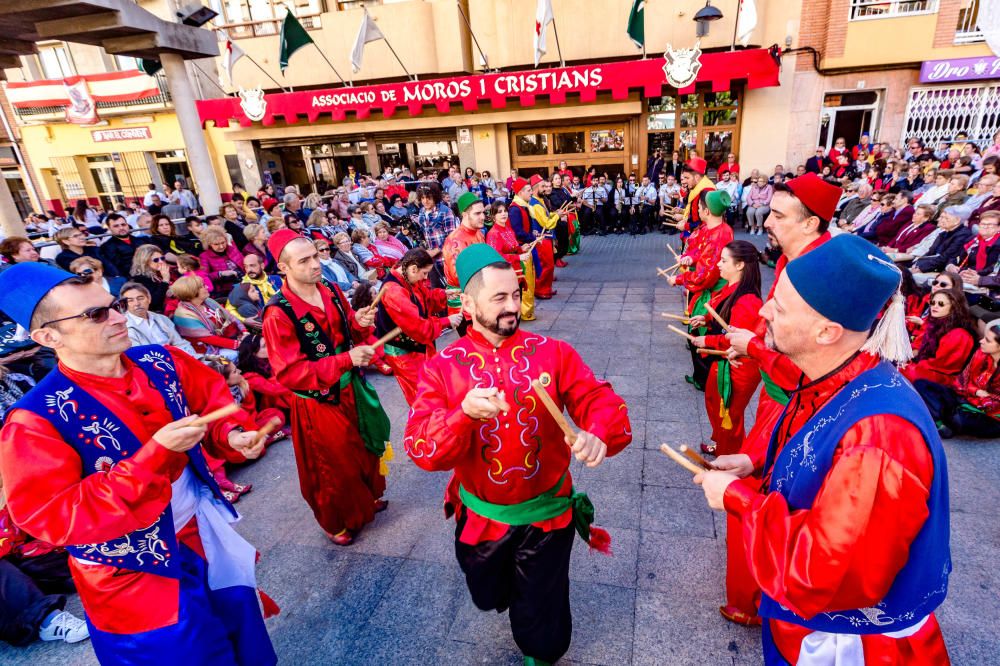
[382,35,417,81]
[551,18,565,68]
[248,56,290,92]
[313,46,352,87]
[731,0,743,51]
[456,0,491,72]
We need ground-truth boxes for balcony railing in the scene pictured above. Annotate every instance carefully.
[955,0,985,44]
[13,72,172,123]
[849,0,939,20]
[218,11,322,39]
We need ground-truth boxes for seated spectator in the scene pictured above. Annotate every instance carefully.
[896,163,925,192]
[220,203,247,249]
[214,356,286,447]
[0,506,89,647]
[902,289,977,385]
[237,334,294,417]
[129,244,173,312]
[170,275,246,361]
[911,206,975,279]
[934,175,971,218]
[351,228,391,279]
[53,228,117,276]
[241,223,274,272]
[904,270,965,332]
[884,203,937,256]
[149,214,200,258]
[331,231,372,283]
[947,210,1000,279]
[0,237,46,273]
[968,179,1000,228]
[226,283,264,329]
[873,191,915,246]
[100,213,147,277]
[121,281,200,357]
[69,256,125,296]
[388,195,409,219]
[315,239,356,293]
[745,176,772,235]
[914,320,1000,439]
[372,221,407,261]
[857,196,895,242]
[199,227,245,298]
[347,205,373,238]
[176,253,214,294]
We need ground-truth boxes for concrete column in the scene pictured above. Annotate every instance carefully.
[160,53,222,214]
[364,134,380,177]
[234,140,263,192]
[0,176,26,237]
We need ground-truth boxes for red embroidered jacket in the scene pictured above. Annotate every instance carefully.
[674,222,733,294]
[403,329,632,544]
[953,349,1000,419]
[381,267,450,355]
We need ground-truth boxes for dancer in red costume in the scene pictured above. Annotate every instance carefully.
[528,175,559,299]
[375,248,463,405]
[404,245,631,666]
[442,192,487,315]
[262,230,391,547]
[689,240,762,456]
[696,234,950,665]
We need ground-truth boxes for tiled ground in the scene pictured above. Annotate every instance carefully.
[6,232,999,665]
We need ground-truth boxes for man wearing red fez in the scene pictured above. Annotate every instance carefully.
[508,178,540,321]
[528,174,559,299]
[696,234,950,665]
[261,229,391,546]
[715,173,838,626]
[442,192,487,315]
[404,244,632,666]
[673,156,715,236]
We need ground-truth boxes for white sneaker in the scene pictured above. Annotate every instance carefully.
[39,610,90,644]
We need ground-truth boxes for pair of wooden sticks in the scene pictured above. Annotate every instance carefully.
[659,444,714,475]
[188,405,282,449]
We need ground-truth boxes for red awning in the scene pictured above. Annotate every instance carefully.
[197,48,780,129]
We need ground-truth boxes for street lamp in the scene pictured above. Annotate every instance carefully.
[693,1,723,38]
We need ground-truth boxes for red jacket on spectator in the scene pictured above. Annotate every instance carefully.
[200,244,245,284]
[952,350,1000,419]
[903,328,976,385]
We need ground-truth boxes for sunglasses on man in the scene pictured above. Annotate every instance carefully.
[40,299,127,328]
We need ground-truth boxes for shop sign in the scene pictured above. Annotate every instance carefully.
[920,55,1000,84]
[92,127,152,142]
[198,48,780,128]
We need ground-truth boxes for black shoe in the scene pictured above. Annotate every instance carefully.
[937,423,954,439]
[684,375,704,392]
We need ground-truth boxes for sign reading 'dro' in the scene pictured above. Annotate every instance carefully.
[920,56,1000,84]
[91,127,152,142]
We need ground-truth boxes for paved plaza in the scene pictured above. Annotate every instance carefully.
[5,232,999,665]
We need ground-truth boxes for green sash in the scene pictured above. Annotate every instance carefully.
[458,473,598,544]
[760,370,790,406]
[381,342,410,358]
[688,279,727,336]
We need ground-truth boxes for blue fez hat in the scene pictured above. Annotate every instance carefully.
[784,234,900,332]
[0,263,79,330]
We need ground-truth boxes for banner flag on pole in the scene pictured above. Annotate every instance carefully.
[627,1,645,49]
[279,10,315,73]
[534,0,554,67]
[223,34,247,85]
[351,10,386,73]
[736,0,758,47]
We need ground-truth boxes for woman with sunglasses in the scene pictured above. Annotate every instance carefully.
[914,319,1000,439]
[314,239,355,293]
[901,289,977,386]
[129,245,173,313]
[69,256,126,297]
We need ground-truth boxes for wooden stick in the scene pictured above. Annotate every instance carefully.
[679,444,714,471]
[697,348,729,357]
[189,403,241,428]
[370,327,402,350]
[666,243,680,259]
[667,324,695,342]
[252,417,283,448]
[369,288,385,310]
[660,313,690,323]
[659,444,703,475]
[530,378,576,440]
[656,263,680,279]
[704,303,732,332]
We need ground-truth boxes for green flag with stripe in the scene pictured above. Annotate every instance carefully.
[627,0,645,49]
[279,11,315,73]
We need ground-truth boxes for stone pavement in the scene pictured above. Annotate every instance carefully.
[5,232,999,665]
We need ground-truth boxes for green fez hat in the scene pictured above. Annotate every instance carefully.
[456,191,482,214]
[457,244,507,291]
[705,190,732,216]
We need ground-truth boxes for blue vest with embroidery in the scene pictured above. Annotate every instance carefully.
[759,361,950,635]
[13,345,236,578]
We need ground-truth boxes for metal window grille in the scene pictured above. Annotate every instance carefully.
[901,84,1000,148]
[849,0,939,20]
[955,0,985,44]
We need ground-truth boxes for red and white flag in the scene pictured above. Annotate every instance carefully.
[534,0,554,67]
[63,79,98,125]
[223,33,247,85]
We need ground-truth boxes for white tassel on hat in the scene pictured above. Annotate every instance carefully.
[861,290,913,363]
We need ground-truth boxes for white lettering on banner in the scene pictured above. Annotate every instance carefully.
[91,127,152,142]
[308,68,604,109]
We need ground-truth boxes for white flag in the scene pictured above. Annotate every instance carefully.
[979,0,1000,58]
[223,34,246,85]
[736,0,758,47]
[534,0,554,67]
[351,10,385,73]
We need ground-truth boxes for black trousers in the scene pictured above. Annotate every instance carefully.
[454,510,575,663]
[0,551,74,647]
[554,219,570,261]
[689,342,711,389]
[913,379,1000,438]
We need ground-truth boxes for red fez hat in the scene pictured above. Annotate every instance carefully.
[529,174,544,188]
[268,229,304,263]
[512,178,530,194]
[784,173,841,223]
[686,157,708,174]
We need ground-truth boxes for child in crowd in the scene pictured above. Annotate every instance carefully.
[176,254,214,294]
[237,334,294,422]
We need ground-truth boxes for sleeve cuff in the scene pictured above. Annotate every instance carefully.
[723,477,759,517]
[747,336,769,364]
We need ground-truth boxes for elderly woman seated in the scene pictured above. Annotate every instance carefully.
[69,256,126,296]
[331,231,373,282]
[372,221,408,262]
[54,227,118,275]
[351,228,392,279]
[170,275,246,362]
[199,227,245,298]
[314,238,358,294]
